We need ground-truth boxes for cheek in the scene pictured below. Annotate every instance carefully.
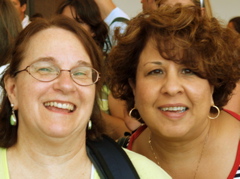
[186,82,213,106]
[134,77,159,108]
[16,81,45,104]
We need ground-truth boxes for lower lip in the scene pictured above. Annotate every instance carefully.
[45,106,72,114]
[159,109,187,119]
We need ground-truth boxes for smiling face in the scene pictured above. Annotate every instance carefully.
[130,40,213,138]
[6,27,96,139]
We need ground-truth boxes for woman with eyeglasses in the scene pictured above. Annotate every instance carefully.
[0,16,171,178]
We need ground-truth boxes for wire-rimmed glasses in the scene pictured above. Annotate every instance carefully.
[14,61,100,86]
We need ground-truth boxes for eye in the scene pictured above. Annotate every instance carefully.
[182,68,195,75]
[72,67,91,78]
[36,67,56,74]
[73,71,86,76]
[147,69,163,75]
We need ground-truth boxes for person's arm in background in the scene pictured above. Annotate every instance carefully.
[94,0,116,20]
[94,0,129,47]
[108,93,141,132]
[101,111,130,140]
[99,85,131,140]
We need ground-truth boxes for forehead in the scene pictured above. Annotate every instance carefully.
[22,27,91,67]
[10,0,20,5]
[139,38,185,64]
[164,0,194,5]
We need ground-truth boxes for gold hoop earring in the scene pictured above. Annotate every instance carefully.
[208,105,220,119]
[88,120,92,130]
[129,108,141,121]
[10,104,17,126]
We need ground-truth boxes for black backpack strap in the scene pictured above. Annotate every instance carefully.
[86,135,140,179]
[117,132,131,148]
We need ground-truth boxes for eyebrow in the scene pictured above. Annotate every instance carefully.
[33,57,92,67]
[143,61,163,66]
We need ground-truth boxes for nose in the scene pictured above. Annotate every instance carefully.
[53,70,76,93]
[160,72,184,96]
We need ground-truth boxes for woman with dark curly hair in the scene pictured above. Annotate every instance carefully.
[107,5,240,179]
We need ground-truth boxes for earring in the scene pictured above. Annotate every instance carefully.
[88,120,92,130]
[208,105,220,119]
[129,108,141,121]
[10,104,17,126]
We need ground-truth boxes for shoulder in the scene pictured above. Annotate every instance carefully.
[123,148,172,179]
[0,148,9,179]
[222,109,240,132]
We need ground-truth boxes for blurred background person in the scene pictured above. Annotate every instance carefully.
[224,16,240,114]
[141,0,212,18]
[30,12,44,22]
[107,5,240,178]
[0,0,22,101]
[56,0,139,139]
[141,0,195,11]
[10,0,30,28]
[56,0,109,54]
[228,16,240,34]
[94,0,130,47]
[0,0,22,67]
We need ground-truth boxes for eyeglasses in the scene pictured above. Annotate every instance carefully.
[14,61,100,86]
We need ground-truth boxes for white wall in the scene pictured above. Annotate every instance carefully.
[113,0,240,25]
[113,0,142,18]
[210,0,240,24]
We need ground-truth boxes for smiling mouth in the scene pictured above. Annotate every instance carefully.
[160,107,188,113]
[44,102,75,113]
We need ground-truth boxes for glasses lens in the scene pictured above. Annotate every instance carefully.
[71,66,99,86]
[28,61,59,82]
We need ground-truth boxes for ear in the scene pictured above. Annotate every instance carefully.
[128,78,136,96]
[21,4,27,13]
[4,75,18,110]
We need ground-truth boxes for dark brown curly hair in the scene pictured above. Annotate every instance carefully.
[107,5,240,114]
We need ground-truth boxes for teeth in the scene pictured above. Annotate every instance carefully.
[161,107,187,112]
[44,102,74,111]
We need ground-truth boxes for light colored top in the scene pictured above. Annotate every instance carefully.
[104,7,130,47]
[0,147,171,179]
[22,15,31,29]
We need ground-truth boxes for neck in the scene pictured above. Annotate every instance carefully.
[148,122,211,178]
[7,135,91,178]
[10,127,88,165]
[20,14,25,21]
